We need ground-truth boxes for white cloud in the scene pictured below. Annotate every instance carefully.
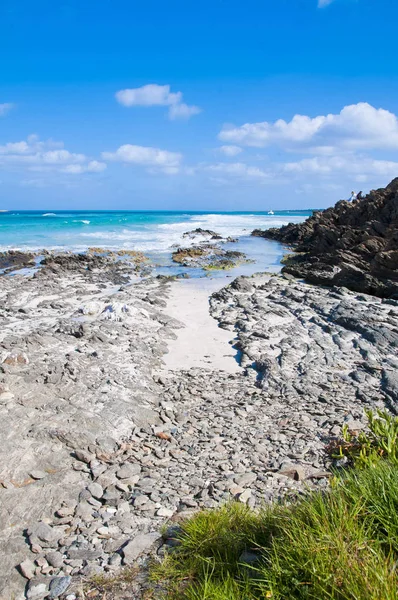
[115,84,181,107]
[283,154,398,180]
[115,83,201,120]
[219,103,398,152]
[318,0,334,7]
[204,162,270,180]
[219,145,242,157]
[102,144,182,174]
[0,136,106,175]
[200,151,398,189]
[62,160,107,174]
[168,102,202,120]
[0,103,14,117]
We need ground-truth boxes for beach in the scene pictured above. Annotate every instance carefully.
[0,218,397,598]
[1,185,398,598]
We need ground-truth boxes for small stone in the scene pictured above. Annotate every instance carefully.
[74,449,95,464]
[134,495,149,508]
[238,489,252,503]
[278,465,305,481]
[35,557,48,568]
[56,506,75,518]
[74,501,94,521]
[49,575,71,598]
[27,581,48,599]
[29,470,47,480]
[122,533,161,565]
[102,486,121,507]
[116,463,141,479]
[180,497,197,508]
[156,507,174,518]
[97,525,119,536]
[19,558,36,579]
[87,482,103,499]
[233,472,257,486]
[229,484,244,496]
[45,551,64,568]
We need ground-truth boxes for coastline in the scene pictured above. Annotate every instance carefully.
[1,250,397,599]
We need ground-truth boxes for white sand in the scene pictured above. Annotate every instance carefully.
[160,277,241,373]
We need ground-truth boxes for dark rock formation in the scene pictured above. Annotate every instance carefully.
[182,228,222,239]
[0,250,36,273]
[252,178,398,298]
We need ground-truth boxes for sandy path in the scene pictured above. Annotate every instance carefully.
[160,278,240,373]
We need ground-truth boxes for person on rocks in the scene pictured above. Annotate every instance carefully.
[348,191,358,202]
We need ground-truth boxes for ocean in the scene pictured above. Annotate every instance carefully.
[0,210,311,278]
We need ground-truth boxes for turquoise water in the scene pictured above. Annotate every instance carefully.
[0,210,311,277]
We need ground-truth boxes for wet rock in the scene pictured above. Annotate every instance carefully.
[182,228,221,239]
[171,245,250,270]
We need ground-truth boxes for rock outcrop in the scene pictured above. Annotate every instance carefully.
[252,178,398,297]
[172,245,249,270]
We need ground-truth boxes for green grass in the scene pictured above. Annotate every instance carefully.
[152,462,398,599]
[330,409,398,468]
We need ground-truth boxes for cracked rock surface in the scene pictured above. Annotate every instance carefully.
[1,263,397,599]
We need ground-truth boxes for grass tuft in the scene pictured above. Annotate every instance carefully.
[152,410,398,600]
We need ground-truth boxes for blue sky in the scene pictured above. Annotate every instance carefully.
[1,0,398,210]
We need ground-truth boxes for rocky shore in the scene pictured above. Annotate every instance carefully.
[252,178,398,298]
[1,245,398,598]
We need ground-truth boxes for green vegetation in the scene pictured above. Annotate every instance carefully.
[152,411,398,600]
[330,409,398,468]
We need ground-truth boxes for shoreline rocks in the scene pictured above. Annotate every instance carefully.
[172,244,250,270]
[252,178,398,298]
[1,254,397,598]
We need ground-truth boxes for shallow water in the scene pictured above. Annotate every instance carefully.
[0,210,310,277]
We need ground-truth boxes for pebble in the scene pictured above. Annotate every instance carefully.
[156,507,174,518]
[48,575,72,598]
[19,559,36,580]
[238,489,252,503]
[45,551,64,568]
[27,581,48,599]
[116,463,141,479]
[122,533,162,565]
[29,470,47,480]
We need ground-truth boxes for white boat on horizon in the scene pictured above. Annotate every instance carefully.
[268,209,274,215]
